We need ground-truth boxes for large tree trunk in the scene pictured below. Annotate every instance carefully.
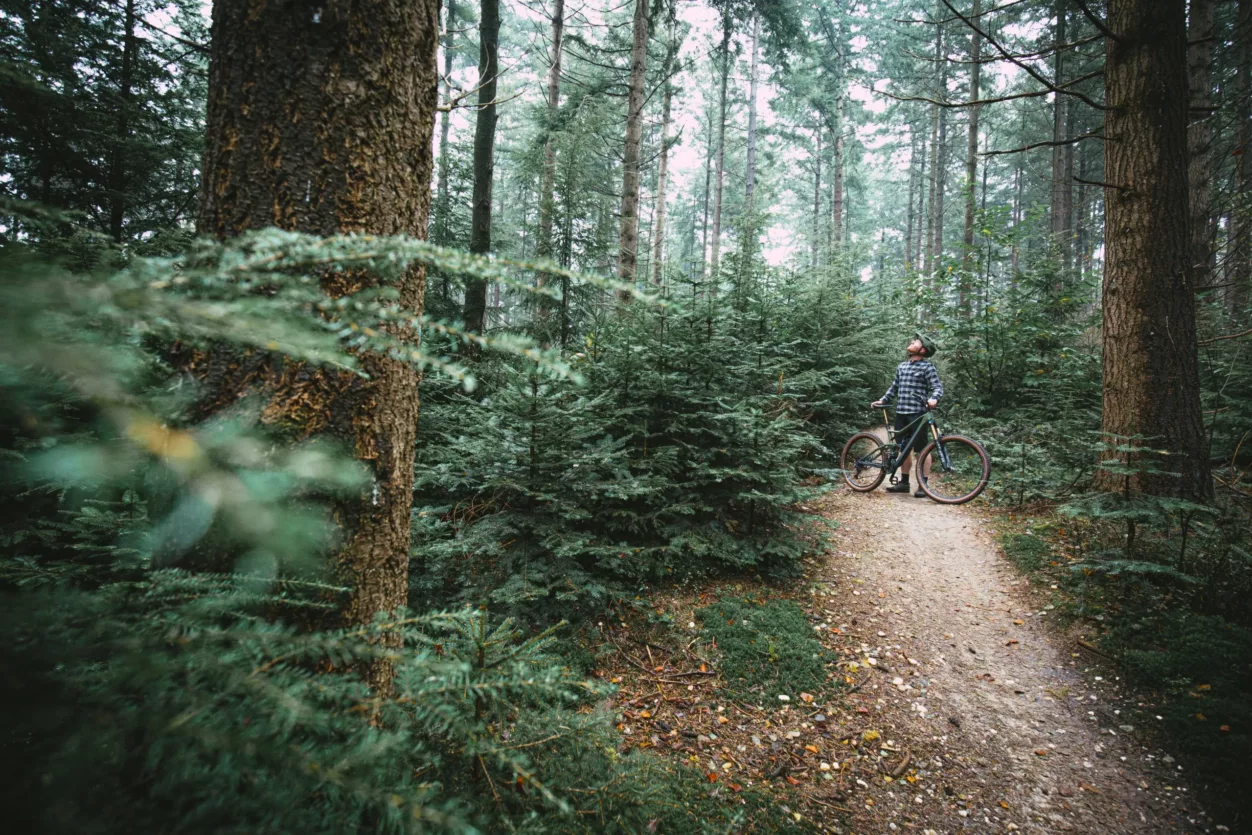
[960,0,981,312]
[435,0,456,247]
[464,0,500,336]
[1098,0,1210,499]
[537,0,565,260]
[1187,0,1214,295]
[616,0,650,291]
[709,15,732,285]
[197,0,441,690]
[1050,0,1072,269]
[106,0,136,242]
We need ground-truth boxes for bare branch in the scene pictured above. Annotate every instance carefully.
[1073,0,1124,43]
[893,0,1032,26]
[905,33,1103,64]
[1199,328,1252,345]
[982,129,1107,156]
[1074,175,1131,192]
[939,0,1109,111]
[884,69,1103,110]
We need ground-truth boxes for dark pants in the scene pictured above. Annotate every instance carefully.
[894,413,929,458]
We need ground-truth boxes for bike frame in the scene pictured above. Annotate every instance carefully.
[879,409,949,479]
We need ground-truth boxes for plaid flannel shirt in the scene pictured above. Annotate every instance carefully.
[879,359,944,414]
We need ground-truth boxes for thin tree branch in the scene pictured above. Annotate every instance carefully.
[885,69,1103,110]
[904,33,1103,64]
[1073,0,1124,43]
[938,0,1109,111]
[1074,175,1131,192]
[893,0,1032,26]
[1200,328,1252,345]
[982,129,1107,156]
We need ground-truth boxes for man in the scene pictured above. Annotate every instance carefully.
[871,334,944,497]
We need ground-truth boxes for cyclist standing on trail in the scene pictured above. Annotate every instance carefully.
[871,335,944,497]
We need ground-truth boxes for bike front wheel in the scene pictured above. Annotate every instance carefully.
[918,435,990,504]
[841,432,889,492]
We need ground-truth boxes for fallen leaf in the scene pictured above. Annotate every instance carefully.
[730,783,743,793]
[1034,750,1048,757]
[805,745,819,754]
[1221,725,1231,732]
[786,775,801,786]
[1006,639,1019,646]
[999,801,1010,809]
[641,710,652,719]
[1013,619,1024,626]
[1079,782,1100,793]
[800,692,814,703]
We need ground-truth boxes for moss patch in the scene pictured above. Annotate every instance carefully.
[696,597,832,703]
[1000,532,1051,573]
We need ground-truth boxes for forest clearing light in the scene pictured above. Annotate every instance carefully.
[860,266,873,283]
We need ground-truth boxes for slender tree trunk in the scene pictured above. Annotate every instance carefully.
[1188,0,1214,295]
[832,100,845,252]
[1050,0,1072,269]
[709,15,732,286]
[915,118,927,281]
[924,21,942,282]
[1232,0,1252,312]
[196,0,440,691]
[1011,108,1024,279]
[435,0,456,246]
[464,0,500,338]
[960,0,981,312]
[743,14,760,228]
[651,11,677,286]
[537,0,564,260]
[700,104,714,274]
[107,0,136,242]
[813,121,823,269]
[617,0,650,292]
[1098,0,1210,499]
[905,127,915,273]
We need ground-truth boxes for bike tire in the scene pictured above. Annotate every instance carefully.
[917,434,990,504]
[841,432,889,492]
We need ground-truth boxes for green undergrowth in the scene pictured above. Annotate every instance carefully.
[995,513,1252,827]
[695,597,833,704]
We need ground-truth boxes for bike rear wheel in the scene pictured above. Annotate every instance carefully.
[917,434,990,504]
[841,432,889,492]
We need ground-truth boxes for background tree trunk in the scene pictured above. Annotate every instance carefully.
[813,121,822,269]
[464,0,501,337]
[106,0,135,242]
[960,0,982,311]
[537,0,564,260]
[650,9,676,286]
[435,0,457,247]
[1188,0,1214,294]
[616,0,650,291]
[1098,0,1210,499]
[709,15,732,286]
[1050,0,1072,270]
[832,99,845,253]
[196,0,441,690]
[1233,0,1252,313]
[743,14,760,227]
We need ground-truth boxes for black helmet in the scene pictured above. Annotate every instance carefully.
[914,332,939,358]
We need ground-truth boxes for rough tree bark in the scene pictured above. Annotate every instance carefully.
[709,14,732,285]
[743,14,760,229]
[107,0,135,242]
[1187,0,1214,294]
[959,0,981,312]
[1098,0,1210,499]
[196,0,441,690]
[832,99,845,252]
[616,0,650,292]
[1233,0,1252,312]
[464,0,500,337]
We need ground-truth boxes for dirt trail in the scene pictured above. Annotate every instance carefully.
[815,488,1216,834]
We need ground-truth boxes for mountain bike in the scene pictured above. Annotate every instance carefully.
[840,408,990,504]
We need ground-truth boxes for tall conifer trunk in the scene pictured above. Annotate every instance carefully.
[1188,0,1214,294]
[1098,0,1210,499]
[1233,0,1252,312]
[435,0,456,247]
[1050,1,1072,270]
[107,0,136,242]
[617,0,650,291]
[813,122,823,269]
[464,0,500,336]
[537,0,565,260]
[832,100,845,252]
[650,10,676,286]
[960,0,981,313]
[709,15,732,285]
[196,0,441,690]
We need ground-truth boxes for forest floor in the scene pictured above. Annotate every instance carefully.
[602,487,1226,834]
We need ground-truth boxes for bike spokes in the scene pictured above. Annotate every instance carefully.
[919,435,989,503]
[841,434,888,491]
